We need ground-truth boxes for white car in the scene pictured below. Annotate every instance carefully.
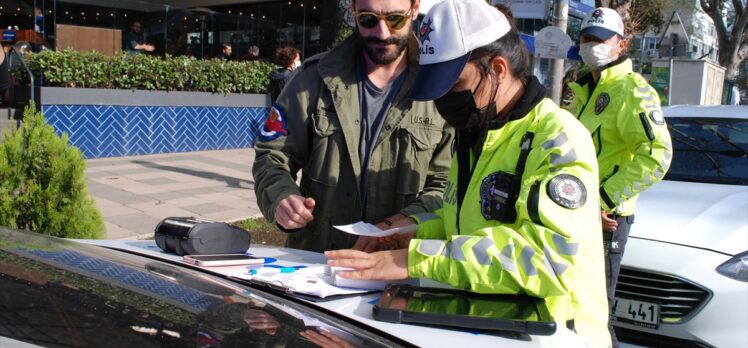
[613,105,748,347]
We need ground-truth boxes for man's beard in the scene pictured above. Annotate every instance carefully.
[360,32,410,65]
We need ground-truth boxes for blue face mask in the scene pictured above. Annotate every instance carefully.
[36,15,44,22]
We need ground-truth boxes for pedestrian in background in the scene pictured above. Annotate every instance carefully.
[326,2,610,346]
[268,46,301,102]
[123,21,155,55]
[220,43,234,60]
[0,49,9,93]
[252,0,453,253]
[566,8,673,347]
[242,45,262,62]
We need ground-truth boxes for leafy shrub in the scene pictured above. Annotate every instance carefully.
[22,50,275,94]
[0,104,105,239]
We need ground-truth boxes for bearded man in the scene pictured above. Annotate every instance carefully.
[253,0,453,252]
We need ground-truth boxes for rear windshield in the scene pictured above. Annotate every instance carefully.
[666,117,748,185]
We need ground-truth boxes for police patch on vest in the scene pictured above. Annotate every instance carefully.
[595,93,610,114]
[649,110,665,125]
[547,174,587,209]
[259,104,289,142]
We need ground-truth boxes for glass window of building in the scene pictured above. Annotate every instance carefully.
[1,0,337,62]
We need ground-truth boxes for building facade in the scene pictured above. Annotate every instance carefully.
[1,0,339,63]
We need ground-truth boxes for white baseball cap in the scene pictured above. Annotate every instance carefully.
[580,8,624,41]
[408,0,511,101]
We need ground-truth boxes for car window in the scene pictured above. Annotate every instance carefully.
[666,117,748,185]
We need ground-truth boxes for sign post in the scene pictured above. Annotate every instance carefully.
[547,0,569,105]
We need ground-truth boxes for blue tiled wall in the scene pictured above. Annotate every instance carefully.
[42,104,268,159]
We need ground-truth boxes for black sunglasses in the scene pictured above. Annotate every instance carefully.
[356,9,413,31]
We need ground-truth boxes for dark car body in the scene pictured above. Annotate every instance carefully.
[0,227,407,348]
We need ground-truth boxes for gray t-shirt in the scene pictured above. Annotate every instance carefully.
[357,59,407,205]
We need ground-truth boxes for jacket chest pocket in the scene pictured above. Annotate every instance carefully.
[394,126,442,194]
[306,110,344,187]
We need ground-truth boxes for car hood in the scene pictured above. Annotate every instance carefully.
[0,227,401,348]
[631,180,748,255]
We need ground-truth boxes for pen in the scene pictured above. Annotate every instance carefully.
[249,267,297,276]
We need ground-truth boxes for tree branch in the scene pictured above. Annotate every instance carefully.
[732,0,743,16]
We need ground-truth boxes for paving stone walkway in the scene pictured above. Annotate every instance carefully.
[86,148,261,239]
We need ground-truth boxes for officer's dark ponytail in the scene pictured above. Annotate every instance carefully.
[470,4,531,83]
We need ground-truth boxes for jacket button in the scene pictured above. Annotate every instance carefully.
[385,124,392,130]
[345,192,351,197]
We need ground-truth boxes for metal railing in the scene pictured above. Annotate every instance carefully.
[7,47,35,108]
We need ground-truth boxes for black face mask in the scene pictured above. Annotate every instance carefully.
[434,89,498,130]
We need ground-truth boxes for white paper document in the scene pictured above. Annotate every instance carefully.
[333,222,418,237]
[233,266,370,298]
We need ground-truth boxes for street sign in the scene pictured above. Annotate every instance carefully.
[491,0,548,19]
[534,26,572,60]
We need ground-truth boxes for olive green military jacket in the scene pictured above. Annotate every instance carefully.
[252,35,454,252]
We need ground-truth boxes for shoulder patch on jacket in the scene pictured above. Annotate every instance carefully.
[649,110,665,126]
[258,104,289,142]
[547,174,587,209]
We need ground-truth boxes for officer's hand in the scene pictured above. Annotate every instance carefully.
[275,195,315,230]
[325,249,409,281]
[601,210,618,232]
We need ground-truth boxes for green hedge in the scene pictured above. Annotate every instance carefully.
[21,50,275,95]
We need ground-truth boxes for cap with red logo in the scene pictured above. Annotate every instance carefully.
[408,0,511,101]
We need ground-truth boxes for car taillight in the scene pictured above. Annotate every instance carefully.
[716,250,748,282]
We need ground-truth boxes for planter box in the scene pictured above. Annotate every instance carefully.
[39,87,270,159]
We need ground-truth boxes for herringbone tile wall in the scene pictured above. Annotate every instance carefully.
[43,105,268,158]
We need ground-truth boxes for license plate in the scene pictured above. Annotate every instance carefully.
[612,297,660,329]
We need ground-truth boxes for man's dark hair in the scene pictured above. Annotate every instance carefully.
[275,46,300,68]
[222,42,232,49]
[470,5,531,82]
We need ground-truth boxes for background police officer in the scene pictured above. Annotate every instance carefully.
[567,8,673,347]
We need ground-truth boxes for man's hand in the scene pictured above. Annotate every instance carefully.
[275,195,315,230]
[325,249,409,281]
[300,329,354,348]
[601,210,618,232]
[243,308,279,335]
[352,214,416,252]
[135,43,155,52]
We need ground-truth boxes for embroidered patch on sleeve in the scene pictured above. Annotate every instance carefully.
[258,104,289,142]
[649,110,665,126]
[547,174,587,209]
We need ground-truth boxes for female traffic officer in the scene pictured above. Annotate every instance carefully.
[326,0,610,346]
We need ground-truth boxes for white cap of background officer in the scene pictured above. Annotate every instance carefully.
[578,8,625,69]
